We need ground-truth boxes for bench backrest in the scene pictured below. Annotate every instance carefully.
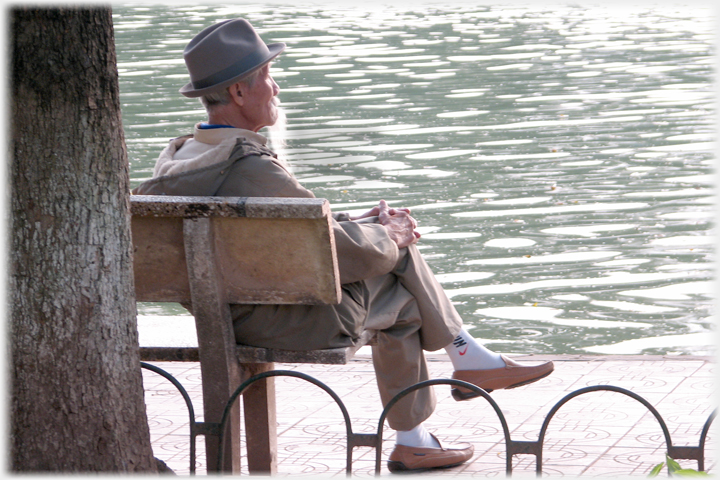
[131,195,341,306]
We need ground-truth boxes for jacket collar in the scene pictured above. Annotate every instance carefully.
[193,123,268,146]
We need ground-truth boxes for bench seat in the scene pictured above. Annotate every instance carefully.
[139,329,376,364]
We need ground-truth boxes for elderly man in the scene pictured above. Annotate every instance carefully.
[133,18,553,473]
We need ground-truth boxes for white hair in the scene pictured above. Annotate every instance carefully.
[199,89,232,109]
[198,68,263,111]
[266,98,290,170]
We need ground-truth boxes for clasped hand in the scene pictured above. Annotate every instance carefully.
[351,199,420,249]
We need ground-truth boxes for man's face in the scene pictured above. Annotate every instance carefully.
[240,64,280,132]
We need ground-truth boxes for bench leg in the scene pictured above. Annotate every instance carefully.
[182,218,243,474]
[200,366,243,474]
[241,362,278,474]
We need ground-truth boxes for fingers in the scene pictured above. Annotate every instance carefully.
[397,229,420,248]
[362,206,380,218]
[379,200,411,214]
[377,199,389,219]
[378,199,388,210]
[376,200,420,248]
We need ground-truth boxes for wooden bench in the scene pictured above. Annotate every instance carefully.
[131,195,373,474]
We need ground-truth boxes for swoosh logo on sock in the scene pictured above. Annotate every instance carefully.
[458,346,469,355]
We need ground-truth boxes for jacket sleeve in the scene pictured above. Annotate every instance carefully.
[331,217,399,284]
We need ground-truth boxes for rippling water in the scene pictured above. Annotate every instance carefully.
[115,2,716,356]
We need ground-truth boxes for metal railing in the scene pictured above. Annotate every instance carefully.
[140,363,715,476]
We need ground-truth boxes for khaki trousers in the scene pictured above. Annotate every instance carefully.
[230,244,463,431]
[364,245,463,431]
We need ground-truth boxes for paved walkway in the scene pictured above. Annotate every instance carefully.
[142,353,716,476]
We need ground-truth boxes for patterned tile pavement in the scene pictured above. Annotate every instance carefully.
[142,353,716,476]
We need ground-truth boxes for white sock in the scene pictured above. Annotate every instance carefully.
[396,423,441,448]
[444,328,506,371]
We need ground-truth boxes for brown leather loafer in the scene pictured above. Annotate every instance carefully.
[451,355,554,401]
[387,434,473,473]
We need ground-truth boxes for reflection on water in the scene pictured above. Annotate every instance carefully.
[115,2,715,356]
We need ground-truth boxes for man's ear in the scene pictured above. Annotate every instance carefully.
[229,83,244,106]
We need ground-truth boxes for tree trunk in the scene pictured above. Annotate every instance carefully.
[10,7,157,472]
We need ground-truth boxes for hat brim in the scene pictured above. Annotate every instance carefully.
[179,42,285,98]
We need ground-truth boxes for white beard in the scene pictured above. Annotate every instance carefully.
[266,98,290,171]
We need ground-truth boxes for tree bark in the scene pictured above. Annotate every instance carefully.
[10,7,157,472]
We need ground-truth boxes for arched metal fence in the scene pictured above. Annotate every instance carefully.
[141,363,715,476]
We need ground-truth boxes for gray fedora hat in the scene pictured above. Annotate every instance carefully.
[179,19,285,98]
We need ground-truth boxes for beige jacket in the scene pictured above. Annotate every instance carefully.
[133,125,400,350]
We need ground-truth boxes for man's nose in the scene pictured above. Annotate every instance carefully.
[271,77,280,96]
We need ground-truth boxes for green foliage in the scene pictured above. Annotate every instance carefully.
[648,454,711,477]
